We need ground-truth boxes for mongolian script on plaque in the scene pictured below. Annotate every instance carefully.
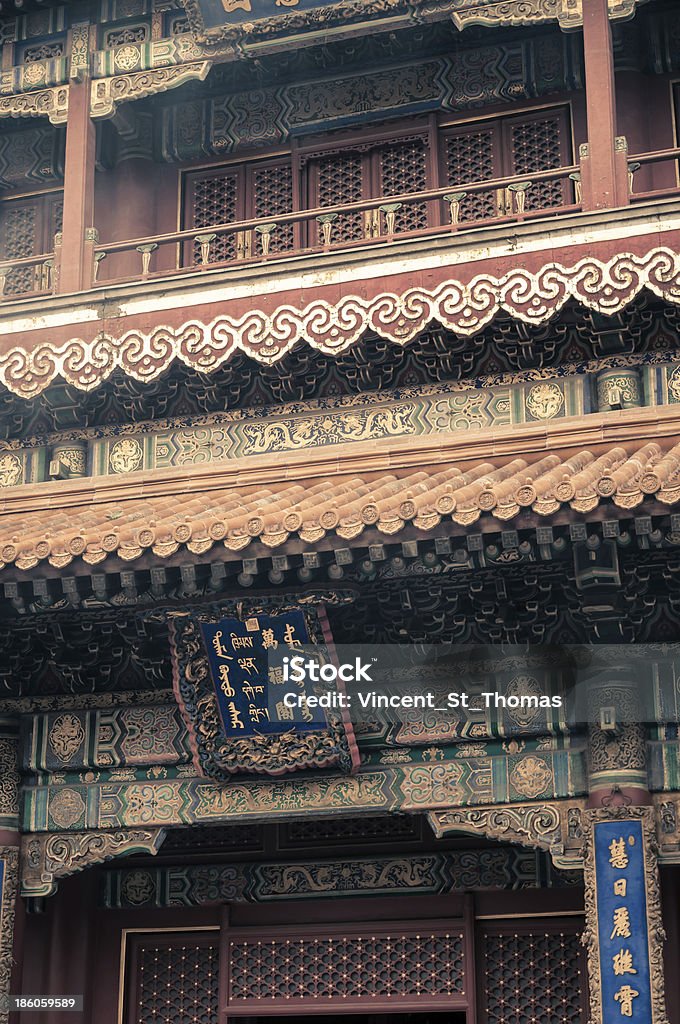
[200,610,322,737]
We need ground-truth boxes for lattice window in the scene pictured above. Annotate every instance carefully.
[444,128,497,222]
[284,814,420,845]
[0,193,61,294]
[0,202,41,296]
[105,24,149,47]
[314,151,364,244]
[163,823,263,852]
[379,138,428,233]
[252,163,293,254]
[190,171,239,263]
[229,930,465,1003]
[23,41,64,62]
[509,114,565,211]
[130,940,219,1024]
[481,929,584,1024]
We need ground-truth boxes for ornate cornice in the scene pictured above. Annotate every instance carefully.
[90,62,211,118]
[447,0,581,30]
[0,86,68,125]
[2,248,679,399]
[20,828,166,897]
[101,846,571,907]
[182,0,642,49]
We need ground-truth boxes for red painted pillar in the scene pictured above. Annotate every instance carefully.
[57,77,96,293]
[580,0,629,210]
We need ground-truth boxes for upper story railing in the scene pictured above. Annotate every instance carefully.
[92,164,581,285]
[0,145,679,300]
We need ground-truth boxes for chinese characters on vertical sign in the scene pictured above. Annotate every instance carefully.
[595,819,653,1021]
[201,610,324,737]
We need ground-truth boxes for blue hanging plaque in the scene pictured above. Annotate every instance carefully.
[594,819,654,1022]
[200,610,321,736]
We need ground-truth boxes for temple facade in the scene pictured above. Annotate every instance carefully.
[0,0,679,1021]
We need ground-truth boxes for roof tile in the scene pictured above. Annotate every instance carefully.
[4,441,680,572]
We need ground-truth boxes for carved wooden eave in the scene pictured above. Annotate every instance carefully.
[90,61,212,119]
[2,236,680,399]
[20,828,166,898]
[0,86,68,125]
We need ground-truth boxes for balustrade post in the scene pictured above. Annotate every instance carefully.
[580,0,629,210]
[57,75,96,293]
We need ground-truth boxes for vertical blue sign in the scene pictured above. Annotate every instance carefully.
[595,819,653,1021]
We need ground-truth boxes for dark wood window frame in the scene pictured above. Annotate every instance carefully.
[181,103,574,262]
[0,188,63,296]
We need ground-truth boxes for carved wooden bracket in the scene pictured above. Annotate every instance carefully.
[20,828,166,898]
[427,798,586,868]
[90,62,211,119]
[448,0,640,30]
[0,87,69,126]
[655,793,680,862]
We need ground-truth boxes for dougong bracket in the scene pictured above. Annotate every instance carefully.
[20,828,166,898]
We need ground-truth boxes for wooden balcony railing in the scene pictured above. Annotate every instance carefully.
[89,164,580,287]
[627,145,680,203]
[0,251,56,299]
[1,147,678,301]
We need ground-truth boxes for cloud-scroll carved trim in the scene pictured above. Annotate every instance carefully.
[1,247,680,399]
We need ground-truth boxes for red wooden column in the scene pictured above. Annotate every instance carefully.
[57,77,96,293]
[580,0,629,210]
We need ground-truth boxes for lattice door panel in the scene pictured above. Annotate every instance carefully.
[311,151,366,244]
[506,109,571,212]
[479,925,587,1024]
[187,169,241,263]
[126,934,220,1024]
[227,926,467,1010]
[0,193,61,295]
[250,161,294,255]
[0,202,37,295]
[443,126,499,223]
[379,137,429,233]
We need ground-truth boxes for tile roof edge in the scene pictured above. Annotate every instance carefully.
[0,404,677,517]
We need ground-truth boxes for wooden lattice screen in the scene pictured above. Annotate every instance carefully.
[184,107,571,259]
[478,923,588,1024]
[124,918,587,1024]
[126,934,220,1024]
[227,927,466,1006]
[0,192,62,295]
